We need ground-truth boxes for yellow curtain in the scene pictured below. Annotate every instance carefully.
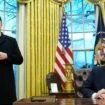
[100,1,105,23]
[17,0,32,3]
[18,0,61,97]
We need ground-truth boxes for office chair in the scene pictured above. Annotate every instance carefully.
[46,72,62,93]
[74,68,92,97]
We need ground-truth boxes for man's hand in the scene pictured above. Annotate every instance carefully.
[96,89,105,99]
[96,98,105,105]
[96,94,105,99]
[0,52,8,60]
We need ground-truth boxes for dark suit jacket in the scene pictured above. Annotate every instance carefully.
[0,33,23,104]
[81,66,105,98]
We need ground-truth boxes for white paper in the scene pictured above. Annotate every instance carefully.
[50,83,58,93]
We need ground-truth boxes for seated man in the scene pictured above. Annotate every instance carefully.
[81,66,105,99]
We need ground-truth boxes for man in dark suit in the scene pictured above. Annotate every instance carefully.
[0,17,23,105]
[81,66,105,99]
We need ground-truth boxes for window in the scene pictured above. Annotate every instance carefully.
[0,0,17,75]
[0,0,17,37]
[64,0,96,69]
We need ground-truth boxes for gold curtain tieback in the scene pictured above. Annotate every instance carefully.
[84,0,104,4]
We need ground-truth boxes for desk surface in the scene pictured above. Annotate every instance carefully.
[57,98,95,105]
[14,97,105,105]
[49,92,75,98]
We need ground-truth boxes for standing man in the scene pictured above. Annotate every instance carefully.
[0,16,23,105]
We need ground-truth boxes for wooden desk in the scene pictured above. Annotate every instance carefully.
[57,98,95,105]
[49,92,75,98]
[13,97,99,105]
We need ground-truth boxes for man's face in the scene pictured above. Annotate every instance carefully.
[0,21,2,30]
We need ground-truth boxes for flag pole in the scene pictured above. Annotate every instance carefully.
[54,0,74,92]
[61,1,75,92]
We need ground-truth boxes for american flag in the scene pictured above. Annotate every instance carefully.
[54,13,73,85]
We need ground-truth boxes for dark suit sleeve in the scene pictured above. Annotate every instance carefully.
[80,69,95,98]
[6,38,23,65]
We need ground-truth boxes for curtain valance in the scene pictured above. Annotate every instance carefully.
[17,0,32,4]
